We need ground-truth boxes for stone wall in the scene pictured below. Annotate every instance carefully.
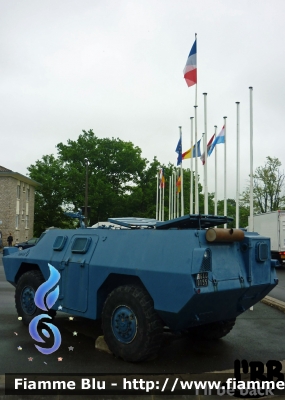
[0,177,35,246]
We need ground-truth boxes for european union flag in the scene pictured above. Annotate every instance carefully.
[175,137,182,165]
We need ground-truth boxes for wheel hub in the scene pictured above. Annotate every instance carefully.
[111,305,137,344]
[21,286,36,315]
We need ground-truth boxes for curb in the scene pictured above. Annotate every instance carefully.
[261,295,285,313]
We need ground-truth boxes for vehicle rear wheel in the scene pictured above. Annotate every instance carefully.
[15,270,56,326]
[102,285,163,362]
[188,319,236,340]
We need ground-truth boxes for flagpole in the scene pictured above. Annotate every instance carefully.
[202,132,205,204]
[162,182,165,222]
[169,175,171,220]
[177,168,180,217]
[156,171,159,220]
[249,87,254,232]
[179,126,184,216]
[236,102,240,228]
[214,125,217,215]
[203,93,208,214]
[195,33,197,110]
[194,33,198,214]
[181,167,184,216]
[171,172,173,219]
[159,170,162,221]
[223,117,227,228]
[190,117,194,214]
[194,105,198,213]
[173,170,176,219]
[172,173,174,219]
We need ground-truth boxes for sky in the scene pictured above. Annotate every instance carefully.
[1,0,285,200]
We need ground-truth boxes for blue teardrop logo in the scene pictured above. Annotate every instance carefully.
[29,264,61,355]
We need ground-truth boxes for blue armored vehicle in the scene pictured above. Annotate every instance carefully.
[3,214,278,362]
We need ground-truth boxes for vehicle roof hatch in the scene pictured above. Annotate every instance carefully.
[108,214,233,230]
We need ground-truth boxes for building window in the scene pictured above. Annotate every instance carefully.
[16,186,20,199]
[25,216,29,229]
[26,188,30,202]
[16,215,19,229]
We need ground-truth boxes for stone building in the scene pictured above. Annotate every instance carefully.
[0,165,39,246]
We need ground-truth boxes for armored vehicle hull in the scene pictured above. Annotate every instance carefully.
[3,215,278,362]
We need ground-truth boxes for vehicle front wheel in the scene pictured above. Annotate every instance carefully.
[15,270,56,326]
[102,285,163,362]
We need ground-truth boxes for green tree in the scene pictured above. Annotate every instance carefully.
[217,199,249,228]
[125,157,161,218]
[241,156,285,213]
[28,130,156,230]
[28,155,74,235]
[56,130,148,223]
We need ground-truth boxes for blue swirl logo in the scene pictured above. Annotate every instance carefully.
[29,263,61,355]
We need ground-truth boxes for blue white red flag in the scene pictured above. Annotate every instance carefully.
[183,39,197,87]
[208,126,225,156]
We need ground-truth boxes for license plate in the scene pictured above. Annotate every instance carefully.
[196,272,208,287]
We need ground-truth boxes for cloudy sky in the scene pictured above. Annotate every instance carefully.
[1,0,284,200]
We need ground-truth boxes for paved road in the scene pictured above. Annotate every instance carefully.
[1,254,285,379]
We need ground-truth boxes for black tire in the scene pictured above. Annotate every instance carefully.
[102,285,163,362]
[15,270,56,326]
[188,319,236,340]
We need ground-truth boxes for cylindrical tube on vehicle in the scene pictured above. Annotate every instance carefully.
[206,228,245,242]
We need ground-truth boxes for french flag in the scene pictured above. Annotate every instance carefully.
[183,40,197,87]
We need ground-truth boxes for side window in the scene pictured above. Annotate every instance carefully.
[53,236,67,251]
[71,237,91,254]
